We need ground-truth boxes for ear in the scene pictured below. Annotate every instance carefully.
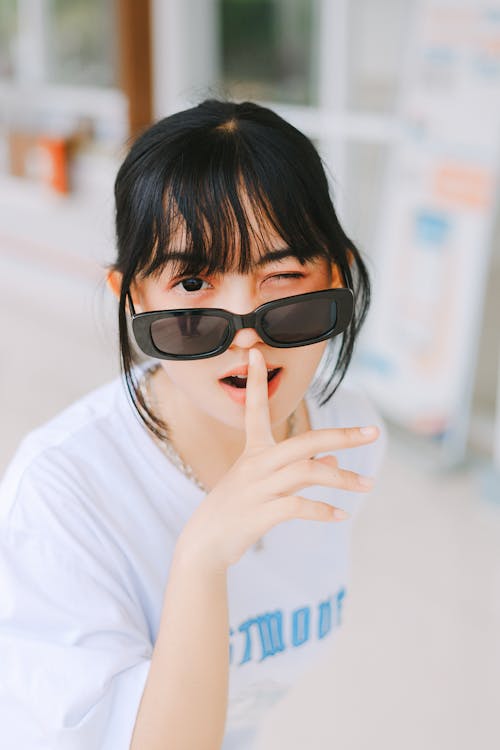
[330,251,354,288]
[330,258,351,288]
[106,270,144,313]
[330,264,342,287]
[106,269,122,300]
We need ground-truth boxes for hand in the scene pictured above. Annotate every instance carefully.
[177,347,379,571]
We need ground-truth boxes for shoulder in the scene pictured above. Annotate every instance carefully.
[332,380,387,433]
[312,378,389,478]
[0,373,128,532]
[0,370,153,590]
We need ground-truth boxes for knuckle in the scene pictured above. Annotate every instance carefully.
[288,496,303,516]
[276,498,294,521]
[240,451,261,472]
[320,503,334,519]
[345,427,359,442]
[322,453,338,467]
[350,471,362,489]
[236,456,261,486]
[305,430,317,450]
[303,458,317,480]
[329,466,341,485]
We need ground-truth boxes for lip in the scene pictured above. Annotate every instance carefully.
[219,367,283,404]
[219,363,281,379]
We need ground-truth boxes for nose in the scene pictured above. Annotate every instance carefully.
[229,324,264,350]
[225,291,265,351]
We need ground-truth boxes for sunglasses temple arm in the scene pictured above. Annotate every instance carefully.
[126,290,136,316]
[125,291,135,318]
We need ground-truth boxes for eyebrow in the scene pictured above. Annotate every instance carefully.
[164,247,301,269]
[253,248,300,267]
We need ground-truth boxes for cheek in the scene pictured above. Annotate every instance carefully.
[300,340,329,374]
[159,362,220,408]
[160,362,204,388]
[289,341,330,390]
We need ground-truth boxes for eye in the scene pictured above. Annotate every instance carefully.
[172,273,304,293]
[172,277,212,293]
[269,273,305,281]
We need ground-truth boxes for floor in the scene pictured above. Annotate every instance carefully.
[256,439,500,750]
[1,221,499,750]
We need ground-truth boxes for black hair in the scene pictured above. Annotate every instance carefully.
[107,98,371,441]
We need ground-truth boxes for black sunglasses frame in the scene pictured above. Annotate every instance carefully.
[127,286,354,361]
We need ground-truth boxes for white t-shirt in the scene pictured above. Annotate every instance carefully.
[0,362,388,749]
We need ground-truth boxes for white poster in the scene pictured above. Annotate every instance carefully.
[354,0,500,444]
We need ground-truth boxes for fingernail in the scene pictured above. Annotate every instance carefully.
[249,349,257,366]
[333,508,350,520]
[360,426,377,436]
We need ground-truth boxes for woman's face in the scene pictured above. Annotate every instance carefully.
[112,219,345,435]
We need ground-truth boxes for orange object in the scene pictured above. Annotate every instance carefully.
[433,163,494,210]
[8,130,39,178]
[37,136,70,194]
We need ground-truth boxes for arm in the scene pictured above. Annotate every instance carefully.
[129,349,383,749]
[129,541,230,750]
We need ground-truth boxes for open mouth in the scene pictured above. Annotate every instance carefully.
[220,368,281,389]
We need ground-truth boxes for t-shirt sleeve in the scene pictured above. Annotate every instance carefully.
[360,393,389,479]
[0,459,153,749]
[346,383,388,472]
[332,383,390,521]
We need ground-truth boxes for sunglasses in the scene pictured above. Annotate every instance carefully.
[127,286,354,361]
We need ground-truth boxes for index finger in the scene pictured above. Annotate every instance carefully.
[244,348,276,451]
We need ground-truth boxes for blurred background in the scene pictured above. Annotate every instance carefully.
[1,1,499,748]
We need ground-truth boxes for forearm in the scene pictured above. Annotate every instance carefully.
[129,542,230,750]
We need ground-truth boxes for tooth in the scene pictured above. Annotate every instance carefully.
[228,368,277,379]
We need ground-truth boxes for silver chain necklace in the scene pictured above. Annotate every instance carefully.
[139,363,298,552]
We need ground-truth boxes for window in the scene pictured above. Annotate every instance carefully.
[0,0,127,149]
[0,0,17,79]
[219,0,316,105]
[46,0,118,87]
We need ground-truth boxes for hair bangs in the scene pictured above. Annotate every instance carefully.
[138,132,331,285]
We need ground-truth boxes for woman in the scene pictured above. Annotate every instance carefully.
[0,99,387,749]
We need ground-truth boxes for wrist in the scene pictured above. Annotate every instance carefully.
[174,530,228,576]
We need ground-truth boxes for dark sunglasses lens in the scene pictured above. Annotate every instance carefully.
[262,296,337,343]
[150,312,229,355]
